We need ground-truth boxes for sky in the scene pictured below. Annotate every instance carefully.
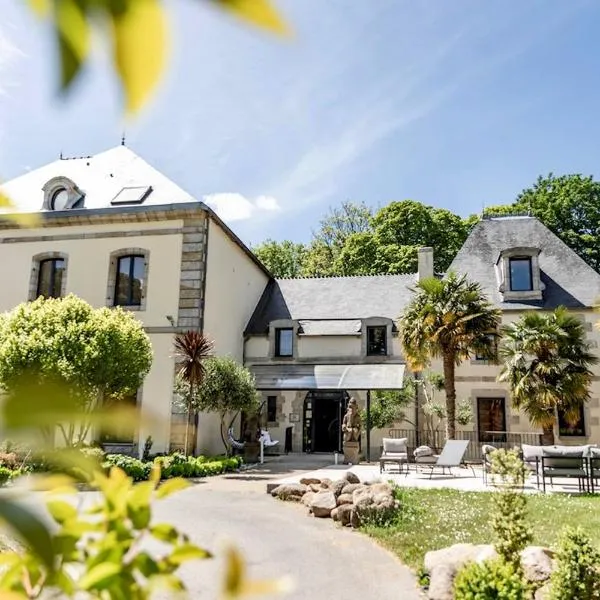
[2,0,600,245]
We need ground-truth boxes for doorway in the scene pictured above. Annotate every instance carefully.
[303,391,349,453]
[477,397,507,443]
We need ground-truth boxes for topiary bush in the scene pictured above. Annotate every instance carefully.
[550,527,600,600]
[454,559,530,600]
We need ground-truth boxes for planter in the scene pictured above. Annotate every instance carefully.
[244,441,260,463]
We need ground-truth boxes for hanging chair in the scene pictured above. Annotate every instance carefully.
[227,428,245,451]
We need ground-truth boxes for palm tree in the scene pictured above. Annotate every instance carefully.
[498,307,596,445]
[400,272,501,440]
[173,330,214,455]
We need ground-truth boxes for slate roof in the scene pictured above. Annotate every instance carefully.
[298,319,362,336]
[245,274,417,334]
[1,146,195,212]
[448,216,600,310]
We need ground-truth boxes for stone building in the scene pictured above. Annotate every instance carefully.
[2,147,600,457]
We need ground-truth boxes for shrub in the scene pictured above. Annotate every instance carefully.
[550,527,600,600]
[0,466,14,486]
[79,446,105,463]
[454,559,530,599]
[103,454,151,482]
[0,452,19,469]
[490,449,532,567]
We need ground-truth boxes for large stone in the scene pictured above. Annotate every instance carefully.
[270,483,308,500]
[427,564,456,600]
[520,546,555,583]
[344,471,360,484]
[336,493,353,506]
[331,479,346,497]
[301,491,315,507]
[337,504,353,527]
[331,507,339,522]
[370,482,393,496]
[300,477,321,486]
[309,484,322,493]
[320,478,333,488]
[310,491,337,518]
[341,483,362,495]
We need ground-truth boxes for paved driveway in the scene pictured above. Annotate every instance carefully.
[151,462,420,600]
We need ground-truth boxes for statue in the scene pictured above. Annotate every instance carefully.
[341,397,361,464]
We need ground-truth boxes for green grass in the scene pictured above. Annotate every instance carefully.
[362,488,600,569]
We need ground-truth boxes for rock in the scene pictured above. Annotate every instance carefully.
[341,483,362,495]
[270,483,308,500]
[337,504,353,527]
[331,479,346,497]
[331,507,339,521]
[310,491,337,518]
[350,507,361,529]
[301,491,315,507]
[424,544,497,600]
[369,482,393,496]
[309,484,321,493]
[520,547,555,583]
[300,477,321,486]
[336,493,353,506]
[320,478,332,489]
[344,471,360,484]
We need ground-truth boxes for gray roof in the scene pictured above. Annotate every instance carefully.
[298,319,362,336]
[245,274,416,334]
[448,216,600,310]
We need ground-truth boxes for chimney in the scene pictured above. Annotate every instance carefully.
[417,247,434,280]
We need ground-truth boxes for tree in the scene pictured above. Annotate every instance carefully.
[252,239,307,278]
[360,387,415,433]
[0,294,152,446]
[486,173,600,272]
[399,273,501,440]
[173,330,214,455]
[184,356,259,453]
[498,307,596,445]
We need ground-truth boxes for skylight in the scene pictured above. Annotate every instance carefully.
[111,186,153,205]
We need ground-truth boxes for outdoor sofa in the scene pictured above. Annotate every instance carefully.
[379,437,408,474]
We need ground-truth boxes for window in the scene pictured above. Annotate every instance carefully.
[267,396,277,422]
[114,255,145,307]
[51,188,70,210]
[367,326,387,356]
[477,398,506,443]
[275,328,293,357]
[100,392,138,444]
[37,258,65,298]
[475,334,498,361]
[558,405,586,437]
[509,258,533,291]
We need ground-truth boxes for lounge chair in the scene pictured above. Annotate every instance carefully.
[416,439,471,479]
[379,437,408,474]
[259,430,279,453]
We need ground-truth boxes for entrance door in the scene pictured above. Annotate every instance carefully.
[303,391,348,453]
[477,397,507,443]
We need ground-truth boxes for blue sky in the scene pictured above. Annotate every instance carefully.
[2,0,600,244]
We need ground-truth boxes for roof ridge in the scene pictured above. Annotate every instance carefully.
[276,272,417,281]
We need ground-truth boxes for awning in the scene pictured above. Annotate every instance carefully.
[249,363,405,391]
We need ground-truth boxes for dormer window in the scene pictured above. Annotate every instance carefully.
[509,257,533,291]
[367,326,387,356]
[496,247,544,301]
[51,188,70,211]
[42,176,84,211]
[275,328,293,357]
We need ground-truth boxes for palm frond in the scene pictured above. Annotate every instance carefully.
[173,330,215,385]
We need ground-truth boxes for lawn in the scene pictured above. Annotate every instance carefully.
[362,488,600,569]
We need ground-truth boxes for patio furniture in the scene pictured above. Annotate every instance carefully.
[379,437,408,474]
[417,439,471,479]
[414,445,438,472]
[481,444,497,484]
[587,448,600,493]
[540,447,587,492]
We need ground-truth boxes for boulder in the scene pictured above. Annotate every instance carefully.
[320,478,332,489]
[427,564,456,600]
[300,477,321,486]
[350,507,361,529]
[270,483,308,500]
[337,504,353,527]
[331,507,339,522]
[520,546,555,583]
[309,484,322,493]
[310,491,337,518]
[341,483,362,495]
[336,493,353,506]
[369,482,393,496]
[301,491,315,507]
[331,479,346,497]
[344,471,360,484]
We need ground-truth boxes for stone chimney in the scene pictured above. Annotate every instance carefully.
[417,247,434,280]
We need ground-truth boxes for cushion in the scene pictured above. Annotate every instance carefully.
[382,438,407,453]
[414,445,434,458]
[521,444,543,461]
[542,447,584,469]
[590,447,600,458]
[481,444,496,456]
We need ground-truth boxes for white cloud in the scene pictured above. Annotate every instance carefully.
[203,192,280,222]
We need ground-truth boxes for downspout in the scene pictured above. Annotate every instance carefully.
[414,371,422,448]
[366,390,371,463]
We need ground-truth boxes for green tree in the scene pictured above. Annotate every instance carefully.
[189,357,259,453]
[0,295,152,446]
[498,307,596,445]
[252,239,307,278]
[360,387,415,432]
[486,173,600,272]
[173,330,214,455]
[399,273,501,439]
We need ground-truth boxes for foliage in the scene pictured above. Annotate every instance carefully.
[489,450,532,567]
[550,527,600,600]
[103,454,152,482]
[0,467,16,486]
[499,307,597,445]
[27,0,289,115]
[252,239,307,278]
[0,295,153,446]
[361,386,415,431]
[173,330,214,455]
[486,173,600,272]
[454,559,530,600]
[192,357,259,452]
[399,272,501,439]
[0,465,210,598]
